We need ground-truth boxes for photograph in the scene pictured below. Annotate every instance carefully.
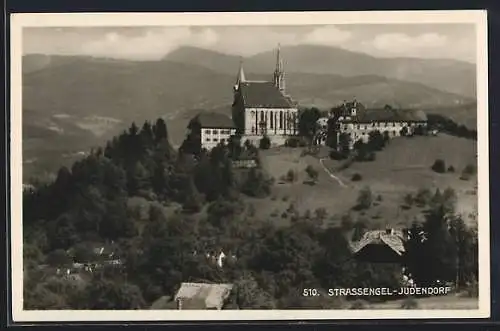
[10,10,489,322]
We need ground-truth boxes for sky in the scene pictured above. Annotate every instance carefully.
[23,24,476,63]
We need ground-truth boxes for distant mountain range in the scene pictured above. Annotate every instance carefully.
[21,45,478,180]
[164,45,476,97]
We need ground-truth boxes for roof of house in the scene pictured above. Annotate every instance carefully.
[174,282,234,310]
[194,112,235,129]
[351,230,406,256]
[353,109,428,123]
[239,81,294,109]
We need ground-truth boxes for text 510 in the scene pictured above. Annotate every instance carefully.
[302,289,320,297]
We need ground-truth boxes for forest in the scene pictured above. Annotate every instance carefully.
[23,117,478,310]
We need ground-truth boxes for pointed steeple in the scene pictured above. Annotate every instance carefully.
[273,43,285,92]
[235,58,246,90]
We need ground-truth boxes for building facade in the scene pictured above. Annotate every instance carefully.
[329,100,428,149]
[188,111,237,151]
[232,45,299,146]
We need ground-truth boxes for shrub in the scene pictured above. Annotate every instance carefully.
[285,169,296,183]
[415,188,432,206]
[447,165,455,173]
[463,164,477,176]
[259,136,271,150]
[351,173,362,181]
[285,137,300,148]
[329,150,346,160]
[356,186,373,210]
[460,173,471,181]
[305,165,319,183]
[340,214,354,231]
[431,159,446,173]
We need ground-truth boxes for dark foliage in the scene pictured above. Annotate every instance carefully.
[351,173,362,181]
[431,159,446,173]
[259,136,271,150]
[427,114,477,140]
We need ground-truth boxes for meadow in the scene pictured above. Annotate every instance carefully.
[247,134,478,229]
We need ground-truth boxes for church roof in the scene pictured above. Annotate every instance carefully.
[340,108,428,123]
[194,111,235,129]
[239,81,294,109]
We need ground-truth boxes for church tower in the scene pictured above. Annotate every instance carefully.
[234,58,246,92]
[273,44,286,93]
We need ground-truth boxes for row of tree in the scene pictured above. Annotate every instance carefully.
[23,116,478,310]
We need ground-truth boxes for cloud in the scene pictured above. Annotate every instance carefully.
[80,27,219,60]
[23,26,475,63]
[369,32,448,54]
[302,26,353,45]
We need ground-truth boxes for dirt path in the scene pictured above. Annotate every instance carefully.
[319,158,348,188]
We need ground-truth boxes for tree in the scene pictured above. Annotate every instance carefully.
[140,120,154,147]
[285,169,296,183]
[415,205,458,286]
[441,187,458,214]
[353,139,368,161]
[338,132,351,157]
[431,159,446,173]
[305,165,319,183]
[356,186,373,210]
[233,273,276,309]
[46,249,73,268]
[259,136,271,150]
[367,131,385,151]
[183,178,204,213]
[153,118,168,142]
[298,107,321,139]
[351,173,362,181]
[449,216,478,287]
[414,188,432,207]
[83,278,146,309]
[126,161,151,197]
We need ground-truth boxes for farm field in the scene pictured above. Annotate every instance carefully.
[249,134,478,228]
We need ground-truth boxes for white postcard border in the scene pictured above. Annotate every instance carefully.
[10,10,490,322]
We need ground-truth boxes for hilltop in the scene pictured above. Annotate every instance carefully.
[21,53,476,180]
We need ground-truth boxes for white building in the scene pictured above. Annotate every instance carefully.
[189,111,237,151]
[330,100,428,149]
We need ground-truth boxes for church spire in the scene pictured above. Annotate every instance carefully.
[235,58,246,86]
[273,44,285,92]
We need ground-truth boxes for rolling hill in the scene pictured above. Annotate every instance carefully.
[165,45,477,97]
[21,53,477,181]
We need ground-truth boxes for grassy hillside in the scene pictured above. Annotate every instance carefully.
[21,54,476,181]
[165,45,476,97]
[252,134,477,228]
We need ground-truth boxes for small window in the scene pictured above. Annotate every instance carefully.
[206,138,211,142]
[213,138,218,142]
[205,129,211,134]
[212,129,218,134]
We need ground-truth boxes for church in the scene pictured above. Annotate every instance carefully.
[231,45,299,146]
